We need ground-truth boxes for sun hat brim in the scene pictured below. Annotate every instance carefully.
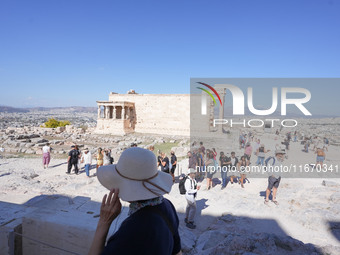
[97,164,173,202]
[275,150,286,154]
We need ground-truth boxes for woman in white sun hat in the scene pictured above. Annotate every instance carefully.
[88,147,182,255]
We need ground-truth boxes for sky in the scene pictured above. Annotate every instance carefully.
[0,0,340,108]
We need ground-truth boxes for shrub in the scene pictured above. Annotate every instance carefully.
[44,118,71,128]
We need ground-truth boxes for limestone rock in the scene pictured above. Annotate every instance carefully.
[55,126,65,134]
[330,192,340,203]
[179,226,196,253]
[322,180,340,188]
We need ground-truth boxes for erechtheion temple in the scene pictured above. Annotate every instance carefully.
[95,90,190,136]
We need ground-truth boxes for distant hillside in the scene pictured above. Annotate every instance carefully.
[0,106,29,113]
[0,106,97,113]
[30,106,97,113]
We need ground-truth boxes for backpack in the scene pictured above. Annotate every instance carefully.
[317,150,325,157]
[179,175,188,195]
[265,156,275,166]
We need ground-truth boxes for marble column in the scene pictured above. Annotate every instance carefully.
[122,107,125,120]
[105,106,110,119]
[97,105,101,118]
[113,106,116,119]
[125,107,129,119]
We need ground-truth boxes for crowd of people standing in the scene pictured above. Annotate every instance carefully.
[181,130,331,229]
[65,145,114,177]
[154,148,177,183]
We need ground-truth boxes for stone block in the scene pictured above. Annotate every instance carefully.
[0,201,37,255]
[22,198,128,255]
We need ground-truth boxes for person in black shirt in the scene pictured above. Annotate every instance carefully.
[67,145,80,174]
[219,152,231,189]
[229,152,239,184]
[170,151,177,182]
[161,152,170,173]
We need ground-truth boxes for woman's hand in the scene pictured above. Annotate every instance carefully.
[88,189,122,255]
[99,189,122,225]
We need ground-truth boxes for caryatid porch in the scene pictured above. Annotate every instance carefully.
[96,101,136,135]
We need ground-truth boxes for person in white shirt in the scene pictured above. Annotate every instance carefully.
[42,143,51,169]
[81,148,92,177]
[184,168,200,229]
[103,149,111,166]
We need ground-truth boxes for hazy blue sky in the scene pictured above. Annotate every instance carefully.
[0,0,339,108]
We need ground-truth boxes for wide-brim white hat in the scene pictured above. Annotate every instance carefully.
[188,168,196,174]
[97,147,173,202]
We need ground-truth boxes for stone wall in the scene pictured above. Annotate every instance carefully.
[96,94,190,136]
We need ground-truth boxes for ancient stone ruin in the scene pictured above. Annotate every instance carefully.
[95,91,190,136]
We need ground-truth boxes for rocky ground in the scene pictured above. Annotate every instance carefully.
[1,156,340,254]
[0,125,190,161]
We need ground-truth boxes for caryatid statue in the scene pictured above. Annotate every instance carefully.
[98,106,101,118]
[105,106,110,119]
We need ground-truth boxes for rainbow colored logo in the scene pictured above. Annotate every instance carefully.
[196,82,223,106]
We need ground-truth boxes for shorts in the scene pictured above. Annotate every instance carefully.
[316,156,325,162]
[244,154,251,161]
[170,165,176,174]
[268,176,281,190]
[207,171,214,179]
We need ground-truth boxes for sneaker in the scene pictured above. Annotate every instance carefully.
[221,186,226,190]
[65,172,70,174]
[186,222,196,229]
